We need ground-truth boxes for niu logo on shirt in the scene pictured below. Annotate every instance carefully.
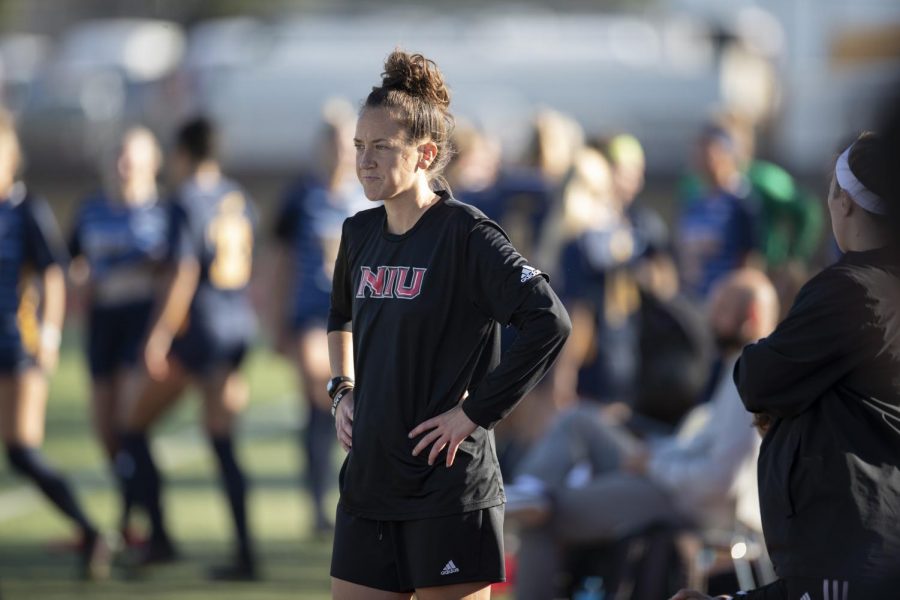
[356,266,427,300]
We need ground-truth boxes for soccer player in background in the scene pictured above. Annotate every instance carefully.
[69,127,167,546]
[271,99,371,535]
[119,117,259,580]
[0,112,108,579]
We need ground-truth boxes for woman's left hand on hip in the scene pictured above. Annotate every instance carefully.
[409,398,477,467]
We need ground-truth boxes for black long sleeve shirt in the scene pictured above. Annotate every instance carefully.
[328,193,570,520]
[735,247,900,581]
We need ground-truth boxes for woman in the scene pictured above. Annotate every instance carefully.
[327,51,571,600]
[0,112,108,579]
[69,127,167,544]
[271,100,370,535]
[673,133,900,599]
[119,117,258,580]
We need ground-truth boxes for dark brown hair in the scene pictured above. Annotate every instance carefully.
[365,51,454,183]
[848,132,898,203]
[175,116,219,163]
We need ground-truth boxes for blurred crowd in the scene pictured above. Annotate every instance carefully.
[443,107,824,597]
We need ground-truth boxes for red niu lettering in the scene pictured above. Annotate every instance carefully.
[357,266,427,299]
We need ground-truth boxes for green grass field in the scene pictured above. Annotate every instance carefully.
[0,342,337,600]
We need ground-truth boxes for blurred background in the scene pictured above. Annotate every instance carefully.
[0,0,898,599]
[3,0,899,181]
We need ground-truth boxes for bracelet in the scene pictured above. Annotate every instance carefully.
[331,386,353,418]
[327,376,355,400]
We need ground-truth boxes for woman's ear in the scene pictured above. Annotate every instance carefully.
[840,190,854,217]
[417,141,438,170]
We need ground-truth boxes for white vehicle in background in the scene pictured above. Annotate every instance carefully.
[18,18,185,172]
[199,3,899,177]
[202,8,741,175]
[675,0,900,173]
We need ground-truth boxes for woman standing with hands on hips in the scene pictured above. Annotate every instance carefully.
[327,51,571,600]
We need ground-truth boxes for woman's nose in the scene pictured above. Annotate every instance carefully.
[358,148,375,168]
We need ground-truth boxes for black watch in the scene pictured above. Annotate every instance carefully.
[327,376,354,400]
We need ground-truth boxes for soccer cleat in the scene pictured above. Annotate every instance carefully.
[80,530,111,581]
[206,559,259,582]
[130,536,180,567]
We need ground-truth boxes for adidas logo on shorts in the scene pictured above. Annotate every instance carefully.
[441,560,460,575]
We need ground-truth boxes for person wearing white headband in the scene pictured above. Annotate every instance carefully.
[833,142,890,216]
[671,131,900,600]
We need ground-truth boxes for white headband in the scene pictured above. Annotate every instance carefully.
[835,144,889,215]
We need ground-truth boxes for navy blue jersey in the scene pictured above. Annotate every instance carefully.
[69,192,168,307]
[0,184,67,360]
[169,176,257,344]
[274,175,370,328]
[677,187,759,298]
[559,223,641,403]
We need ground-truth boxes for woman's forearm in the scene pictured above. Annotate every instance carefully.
[328,330,354,379]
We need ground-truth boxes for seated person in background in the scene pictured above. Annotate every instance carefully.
[508,268,779,600]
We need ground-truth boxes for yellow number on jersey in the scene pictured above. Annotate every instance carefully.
[207,192,253,290]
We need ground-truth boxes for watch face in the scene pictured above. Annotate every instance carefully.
[328,377,351,397]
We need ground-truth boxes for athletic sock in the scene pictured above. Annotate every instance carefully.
[304,403,334,527]
[118,432,169,546]
[210,434,253,565]
[5,444,96,535]
[112,457,133,533]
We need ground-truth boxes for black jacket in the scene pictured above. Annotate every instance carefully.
[735,247,900,581]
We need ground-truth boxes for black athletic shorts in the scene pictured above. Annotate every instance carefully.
[169,323,248,377]
[87,301,154,377]
[331,504,505,593]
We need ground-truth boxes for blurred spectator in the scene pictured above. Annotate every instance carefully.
[507,268,779,600]
[603,134,670,259]
[445,119,502,205]
[722,112,823,270]
[676,124,761,298]
[480,109,583,266]
[550,146,641,408]
[68,126,166,547]
[270,99,370,535]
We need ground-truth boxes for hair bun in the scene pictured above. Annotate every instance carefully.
[380,50,450,109]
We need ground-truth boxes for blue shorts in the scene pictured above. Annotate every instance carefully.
[87,301,154,377]
[170,321,249,377]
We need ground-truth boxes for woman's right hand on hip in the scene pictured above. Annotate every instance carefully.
[335,390,354,452]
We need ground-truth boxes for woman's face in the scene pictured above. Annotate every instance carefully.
[117,131,160,184]
[0,133,20,190]
[354,107,423,202]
